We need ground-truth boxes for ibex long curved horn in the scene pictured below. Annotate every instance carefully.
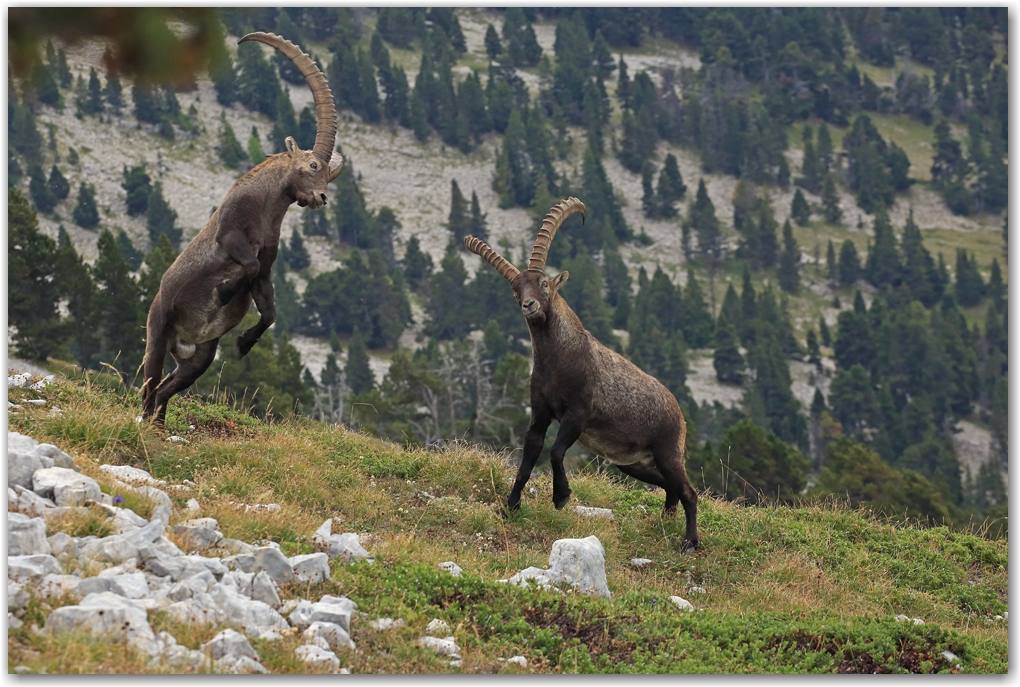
[529,197,586,272]
[464,236,520,283]
[239,32,342,180]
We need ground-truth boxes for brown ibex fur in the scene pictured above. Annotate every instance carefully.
[141,32,344,425]
[464,198,699,549]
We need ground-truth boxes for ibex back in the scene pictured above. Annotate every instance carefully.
[464,198,699,549]
[141,32,344,425]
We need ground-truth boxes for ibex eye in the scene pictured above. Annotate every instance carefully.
[310,161,318,170]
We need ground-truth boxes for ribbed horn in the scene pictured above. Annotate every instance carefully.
[464,236,520,283]
[529,197,586,272]
[239,32,337,166]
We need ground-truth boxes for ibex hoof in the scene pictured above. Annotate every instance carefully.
[553,490,572,510]
[679,537,699,554]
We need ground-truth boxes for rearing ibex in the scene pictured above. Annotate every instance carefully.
[141,32,344,425]
[464,198,699,549]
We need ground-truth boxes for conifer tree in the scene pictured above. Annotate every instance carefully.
[778,219,800,294]
[146,182,180,246]
[357,48,381,123]
[409,86,429,141]
[819,316,832,347]
[115,229,144,271]
[806,329,822,370]
[987,258,1004,311]
[713,313,744,384]
[209,50,238,106]
[469,191,488,242]
[56,48,72,88]
[579,142,628,248]
[217,113,247,169]
[122,164,152,216]
[690,178,721,263]
[426,250,472,340]
[72,182,100,228]
[640,160,656,217]
[740,264,757,344]
[286,230,310,271]
[821,174,842,224]
[447,179,470,244]
[560,245,616,344]
[484,24,502,61]
[954,249,985,307]
[602,243,632,330]
[247,126,265,165]
[592,30,615,79]
[719,283,742,335]
[682,269,714,348]
[482,319,508,366]
[55,225,99,368]
[402,235,433,292]
[103,57,123,114]
[826,239,837,280]
[616,55,631,110]
[345,328,376,395]
[9,189,64,361]
[864,208,900,288]
[817,123,833,174]
[28,163,56,213]
[139,233,179,305]
[48,164,70,200]
[91,228,143,379]
[900,209,937,307]
[791,188,811,226]
[757,201,779,270]
[656,153,685,216]
[800,125,821,192]
[296,107,317,150]
[838,239,861,285]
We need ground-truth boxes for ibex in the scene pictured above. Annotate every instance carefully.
[141,32,344,425]
[464,198,699,549]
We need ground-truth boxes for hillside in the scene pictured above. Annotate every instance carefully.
[6,373,1009,673]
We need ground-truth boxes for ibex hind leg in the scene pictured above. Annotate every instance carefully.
[652,443,700,551]
[142,295,171,419]
[237,276,276,358]
[151,339,220,426]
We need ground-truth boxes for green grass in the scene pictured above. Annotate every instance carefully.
[6,377,1007,673]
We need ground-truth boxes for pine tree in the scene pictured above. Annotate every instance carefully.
[740,264,757,344]
[357,48,381,123]
[560,245,616,344]
[217,113,247,169]
[286,230,310,271]
[713,313,744,384]
[209,50,238,106]
[146,182,181,246]
[757,201,779,270]
[987,258,1004,311]
[641,160,656,217]
[778,219,800,294]
[656,153,686,216]
[819,317,831,347]
[122,164,152,216]
[900,209,937,307]
[469,191,488,242]
[103,56,123,114]
[806,329,822,370]
[409,85,429,141]
[690,178,721,263]
[296,107,317,150]
[55,226,99,368]
[48,164,70,200]
[402,235,433,291]
[864,207,900,288]
[826,240,837,280]
[91,228,143,379]
[28,163,57,213]
[115,229,143,271]
[719,283,742,335]
[29,60,61,109]
[817,123,833,174]
[72,182,100,228]
[954,249,985,307]
[682,269,714,348]
[821,174,842,224]
[426,250,472,340]
[838,240,861,285]
[484,23,502,61]
[616,55,631,110]
[447,179,470,244]
[791,188,811,226]
[9,189,65,361]
[800,126,821,192]
[139,233,179,305]
[247,126,265,165]
[345,328,376,395]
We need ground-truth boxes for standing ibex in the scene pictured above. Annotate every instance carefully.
[464,198,699,549]
[141,32,344,425]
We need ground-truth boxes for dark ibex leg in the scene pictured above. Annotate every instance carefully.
[141,296,171,420]
[152,339,220,426]
[548,414,584,509]
[236,275,276,358]
[616,463,669,490]
[216,232,261,306]
[506,405,552,512]
[654,441,699,550]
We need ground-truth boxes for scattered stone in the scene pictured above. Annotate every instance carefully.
[185,498,201,513]
[32,467,101,507]
[505,535,611,598]
[630,558,653,568]
[419,635,461,658]
[895,614,910,622]
[171,519,224,552]
[34,443,75,469]
[36,574,82,599]
[312,519,373,563]
[8,513,51,556]
[203,628,258,663]
[167,436,189,444]
[251,571,282,608]
[99,464,165,488]
[913,618,925,625]
[502,655,527,666]
[689,586,707,594]
[251,546,294,584]
[942,650,960,664]
[369,617,405,631]
[669,596,694,612]
[8,580,30,615]
[303,620,355,652]
[45,592,157,654]
[449,659,462,668]
[572,506,614,519]
[438,561,462,577]
[289,596,357,633]
[8,451,45,490]
[24,399,47,405]
[165,569,217,602]
[290,553,330,585]
[1004,612,1008,621]
[295,644,341,671]
[425,618,450,635]
[8,554,63,582]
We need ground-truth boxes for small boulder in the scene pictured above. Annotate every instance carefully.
[34,444,76,469]
[438,561,463,577]
[630,558,653,568]
[290,553,330,585]
[45,592,157,654]
[32,467,101,507]
[251,571,281,608]
[303,620,355,652]
[425,618,450,635]
[8,513,51,556]
[202,627,258,663]
[8,554,63,582]
[14,485,57,517]
[419,635,461,657]
[288,596,356,633]
[251,546,294,585]
[502,655,528,667]
[171,520,223,552]
[36,574,82,600]
[99,464,160,487]
[572,506,614,519]
[669,596,694,612]
[8,580,30,615]
[295,644,341,672]
[369,617,405,631]
[8,451,44,490]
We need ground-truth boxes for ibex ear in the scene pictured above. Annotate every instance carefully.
[552,271,569,290]
[285,136,300,158]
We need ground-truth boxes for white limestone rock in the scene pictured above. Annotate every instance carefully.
[312,520,372,563]
[8,513,51,556]
[630,558,653,568]
[8,580,30,615]
[438,561,463,577]
[31,467,101,507]
[8,554,63,582]
[34,444,75,469]
[36,574,84,600]
[669,596,694,612]
[45,592,157,655]
[290,552,330,584]
[425,618,450,635]
[288,596,357,633]
[251,546,294,584]
[419,635,461,657]
[295,644,341,671]
[8,451,45,490]
[302,620,355,652]
[251,571,282,609]
[506,536,610,598]
[572,506,615,519]
[369,617,405,631]
[99,464,162,487]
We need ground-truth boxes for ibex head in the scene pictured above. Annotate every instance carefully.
[464,197,586,325]
[239,32,345,210]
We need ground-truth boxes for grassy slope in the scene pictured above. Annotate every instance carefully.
[6,375,1008,674]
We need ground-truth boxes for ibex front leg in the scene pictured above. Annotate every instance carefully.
[215,230,261,306]
[237,275,276,358]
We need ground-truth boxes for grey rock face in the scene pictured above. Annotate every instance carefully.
[45,592,157,654]
[98,464,160,487]
[171,521,224,552]
[165,569,217,601]
[295,644,341,671]
[369,617,405,631]
[8,451,44,490]
[290,553,330,585]
[572,506,615,519]
[15,485,57,517]
[7,431,39,454]
[251,571,282,609]
[251,547,294,584]
[31,467,101,506]
[34,444,75,469]
[419,635,461,657]
[312,519,372,563]
[202,627,258,662]
[8,580,30,614]
[505,535,611,598]
[8,513,51,556]
[8,554,63,582]
[302,620,355,652]
[289,596,357,633]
